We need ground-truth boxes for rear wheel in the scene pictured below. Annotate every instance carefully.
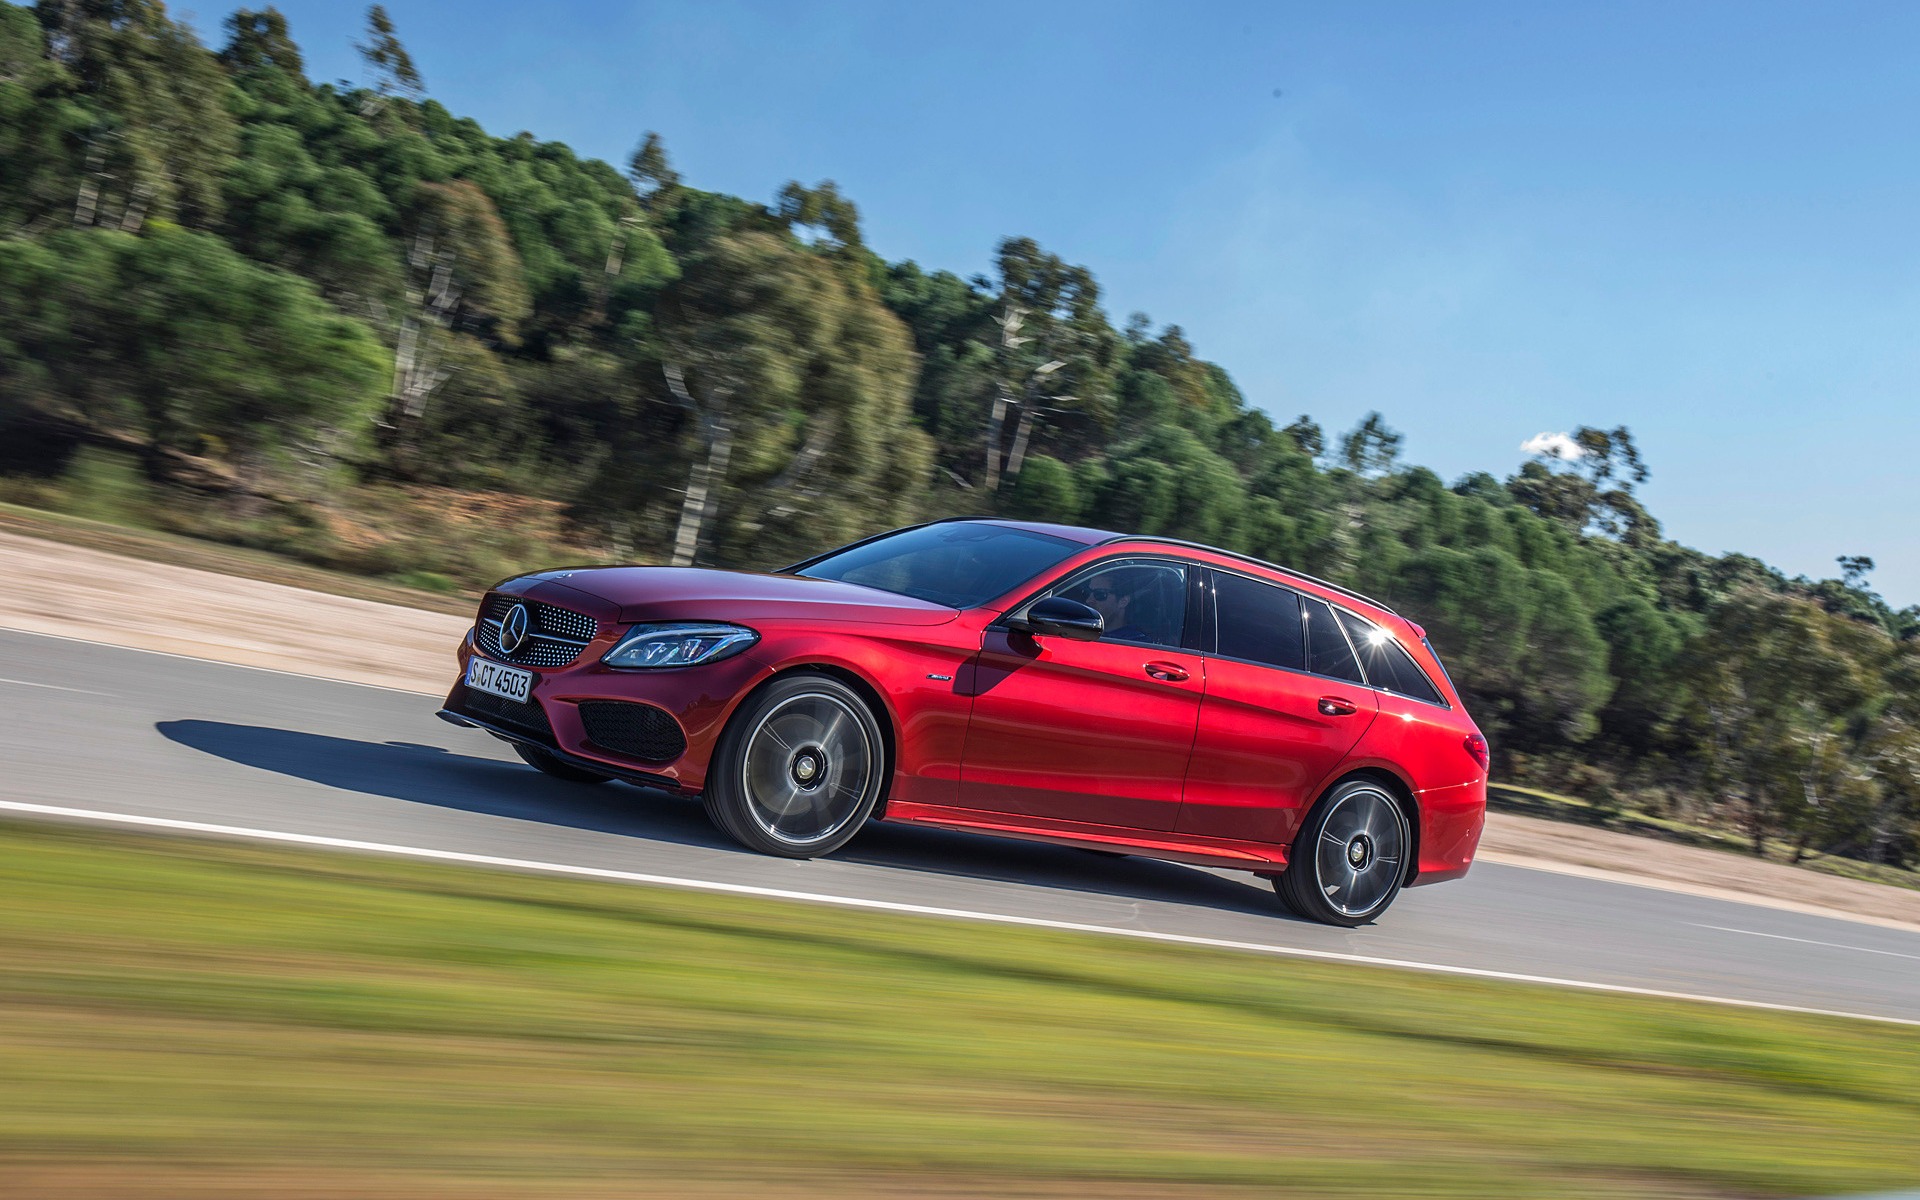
[513,743,613,784]
[1275,779,1409,926]
[704,673,885,858]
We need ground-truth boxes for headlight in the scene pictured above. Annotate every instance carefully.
[601,622,759,669]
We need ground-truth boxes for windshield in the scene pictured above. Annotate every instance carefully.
[796,523,1081,609]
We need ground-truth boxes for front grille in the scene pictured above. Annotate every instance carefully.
[577,700,687,762]
[474,595,598,668]
[452,683,555,742]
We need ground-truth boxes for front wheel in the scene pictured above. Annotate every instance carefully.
[703,673,885,858]
[1275,780,1410,926]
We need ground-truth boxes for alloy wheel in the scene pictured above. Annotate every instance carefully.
[1312,786,1406,919]
[739,690,876,848]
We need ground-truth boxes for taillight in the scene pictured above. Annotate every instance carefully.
[1463,732,1489,772]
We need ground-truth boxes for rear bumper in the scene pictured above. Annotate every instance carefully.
[1409,777,1487,886]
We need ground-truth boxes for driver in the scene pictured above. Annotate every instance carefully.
[1081,571,1151,642]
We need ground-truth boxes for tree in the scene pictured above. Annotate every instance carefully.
[981,237,1116,492]
[1083,425,1247,548]
[33,0,239,231]
[389,180,531,423]
[0,225,386,482]
[1282,414,1324,459]
[627,130,680,211]
[219,7,304,83]
[1511,424,1657,544]
[356,4,421,104]
[0,2,88,232]
[1685,590,1878,855]
[1339,411,1402,477]
[651,229,931,567]
[1839,555,1874,589]
[775,179,861,251]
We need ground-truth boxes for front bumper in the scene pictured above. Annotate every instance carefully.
[446,623,773,794]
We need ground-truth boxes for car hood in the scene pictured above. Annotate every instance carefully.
[509,566,960,627]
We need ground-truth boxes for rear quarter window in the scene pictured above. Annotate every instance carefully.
[1335,610,1446,705]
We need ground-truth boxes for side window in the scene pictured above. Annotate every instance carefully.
[1303,597,1365,683]
[1336,610,1445,705]
[1212,571,1305,671]
[1046,559,1189,648]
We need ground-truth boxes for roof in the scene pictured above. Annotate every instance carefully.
[954,518,1399,617]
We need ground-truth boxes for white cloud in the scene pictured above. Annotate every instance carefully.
[1521,431,1586,461]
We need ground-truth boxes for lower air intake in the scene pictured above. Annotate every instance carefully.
[577,700,688,762]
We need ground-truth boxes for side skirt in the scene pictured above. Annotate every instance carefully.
[884,800,1290,873]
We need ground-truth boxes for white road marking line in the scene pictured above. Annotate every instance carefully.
[1695,923,1920,962]
[1,798,1915,1029]
[0,676,108,695]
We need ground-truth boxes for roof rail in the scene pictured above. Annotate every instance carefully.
[1096,534,1399,616]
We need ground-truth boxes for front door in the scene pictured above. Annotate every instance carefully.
[959,558,1201,831]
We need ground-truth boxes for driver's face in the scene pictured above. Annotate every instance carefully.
[1084,575,1130,627]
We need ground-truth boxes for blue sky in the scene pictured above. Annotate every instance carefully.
[229,1,1920,604]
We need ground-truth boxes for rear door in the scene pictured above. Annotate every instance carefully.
[1177,573,1377,847]
[959,557,1202,831]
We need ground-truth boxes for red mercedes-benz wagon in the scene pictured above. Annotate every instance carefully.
[440,518,1488,925]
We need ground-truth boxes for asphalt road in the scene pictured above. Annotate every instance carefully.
[4,627,1918,1025]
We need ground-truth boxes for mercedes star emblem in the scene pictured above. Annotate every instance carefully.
[499,602,531,654]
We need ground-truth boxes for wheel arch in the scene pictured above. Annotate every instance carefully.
[733,661,900,819]
[1316,766,1422,886]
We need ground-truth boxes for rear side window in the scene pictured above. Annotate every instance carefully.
[1336,610,1446,705]
[1212,571,1305,670]
[1304,597,1365,683]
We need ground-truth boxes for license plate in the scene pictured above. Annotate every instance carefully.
[465,656,534,703]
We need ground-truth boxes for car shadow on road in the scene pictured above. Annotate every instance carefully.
[837,822,1289,919]
[155,719,730,852]
[156,719,1294,922]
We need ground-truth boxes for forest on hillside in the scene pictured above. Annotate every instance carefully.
[1,2,1917,869]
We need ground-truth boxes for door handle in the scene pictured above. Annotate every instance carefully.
[1318,696,1358,716]
[1144,661,1190,683]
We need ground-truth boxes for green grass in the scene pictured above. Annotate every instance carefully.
[2,820,1918,1198]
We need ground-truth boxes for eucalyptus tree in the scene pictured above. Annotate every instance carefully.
[355,4,421,106]
[652,227,930,568]
[389,179,530,423]
[27,0,237,232]
[982,237,1117,493]
[218,7,303,83]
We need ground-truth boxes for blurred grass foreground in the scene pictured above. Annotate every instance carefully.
[3,819,1918,1199]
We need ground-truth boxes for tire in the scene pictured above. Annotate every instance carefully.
[514,742,613,784]
[1275,779,1410,926]
[703,673,886,859]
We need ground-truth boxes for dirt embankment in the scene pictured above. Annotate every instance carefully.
[0,529,469,693]
[3,526,1917,932]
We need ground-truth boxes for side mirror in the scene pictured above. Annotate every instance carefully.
[1016,596,1105,642]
